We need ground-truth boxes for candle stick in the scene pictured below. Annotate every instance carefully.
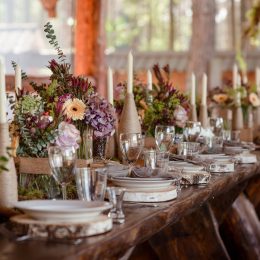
[256,67,260,94]
[237,74,241,105]
[233,64,238,89]
[0,58,7,124]
[147,70,152,91]
[127,51,133,94]
[201,73,207,106]
[190,73,196,106]
[107,67,113,105]
[242,73,248,85]
[15,64,22,95]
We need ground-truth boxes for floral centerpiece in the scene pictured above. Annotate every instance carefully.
[209,80,260,124]
[11,22,116,159]
[114,64,189,136]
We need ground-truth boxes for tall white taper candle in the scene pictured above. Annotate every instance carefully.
[107,67,113,105]
[256,67,260,94]
[127,51,133,94]
[233,64,238,89]
[15,64,22,95]
[190,73,196,106]
[237,74,241,105]
[147,70,152,91]
[0,58,6,124]
[201,73,207,106]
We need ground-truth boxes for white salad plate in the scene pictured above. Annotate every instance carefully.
[168,162,204,172]
[111,177,175,191]
[14,200,112,221]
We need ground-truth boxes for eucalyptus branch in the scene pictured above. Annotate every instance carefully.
[11,61,28,80]
[44,22,66,62]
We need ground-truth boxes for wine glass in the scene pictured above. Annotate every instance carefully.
[48,146,76,200]
[209,117,223,137]
[154,125,175,152]
[119,133,144,166]
[183,121,201,142]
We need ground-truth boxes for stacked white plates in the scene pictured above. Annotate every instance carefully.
[110,176,176,191]
[14,200,112,222]
[168,161,205,173]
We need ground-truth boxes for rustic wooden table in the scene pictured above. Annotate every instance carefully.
[0,161,259,260]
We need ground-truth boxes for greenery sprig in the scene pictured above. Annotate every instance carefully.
[11,61,28,80]
[0,147,12,173]
[44,22,66,62]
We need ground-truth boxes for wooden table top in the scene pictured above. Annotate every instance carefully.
[0,161,259,260]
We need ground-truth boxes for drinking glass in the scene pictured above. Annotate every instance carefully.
[155,151,169,172]
[48,146,76,200]
[177,142,200,157]
[154,125,175,152]
[119,133,144,166]
[183,121,201,142]
[106,187,126,224]
[75,167,107,201]
[231,130,241,142]
[143,150,169,172]
[209,117,224,137]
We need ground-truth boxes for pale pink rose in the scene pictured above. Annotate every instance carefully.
[174,106,188,128]
[249,93,260,107]
[55,122,81,149]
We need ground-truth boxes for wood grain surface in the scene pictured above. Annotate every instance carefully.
[0,161,259,260]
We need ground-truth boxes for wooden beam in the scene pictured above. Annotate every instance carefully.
[74,0,106,97]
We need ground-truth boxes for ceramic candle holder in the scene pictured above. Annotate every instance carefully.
[189,104,197,122]
[232,106,244,130]
[255,106,260,127]
[0,123,18,215]
[199,104,208,128]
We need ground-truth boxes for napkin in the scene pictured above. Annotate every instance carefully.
[130,167,174,179]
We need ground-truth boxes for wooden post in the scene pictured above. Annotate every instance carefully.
[74,0,106,97]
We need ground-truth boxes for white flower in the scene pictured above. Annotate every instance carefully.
[55,122,81,149]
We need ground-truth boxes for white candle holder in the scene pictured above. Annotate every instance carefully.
[199,104,208,128]
[118,93,142,159]
[232,106,244,131]
[189,104,197,122]
[0,123,18,215]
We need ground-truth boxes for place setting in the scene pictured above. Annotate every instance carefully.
[0,6,260,258]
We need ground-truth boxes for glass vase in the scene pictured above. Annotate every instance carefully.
[78,126,93,161]
[93,136,107,161]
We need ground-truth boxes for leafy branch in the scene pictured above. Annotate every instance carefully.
[11,61,28,80]
[44,22,66,62]
[0,147,12,173]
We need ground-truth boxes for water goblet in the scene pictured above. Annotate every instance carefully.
[183,121,201,142]
[154,125,175,152]
[48,146,76,200]
[209,117,224,137]
[119,133,144,166]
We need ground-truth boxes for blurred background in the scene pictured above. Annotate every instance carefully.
[1,0,260,96]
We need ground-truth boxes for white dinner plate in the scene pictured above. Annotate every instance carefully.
[168,162,204,172]
[14,200,112,221]
[110,177,175,191]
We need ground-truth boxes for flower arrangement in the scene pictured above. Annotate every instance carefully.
[114,64,189,136]
[11,22,116,158]
[209,80,260,110]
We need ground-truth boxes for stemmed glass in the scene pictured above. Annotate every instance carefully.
[183,121,201,142]
[48,146,77,200]
[209,117,223,137]
[154,125,175,152]
[119,133,144,167]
